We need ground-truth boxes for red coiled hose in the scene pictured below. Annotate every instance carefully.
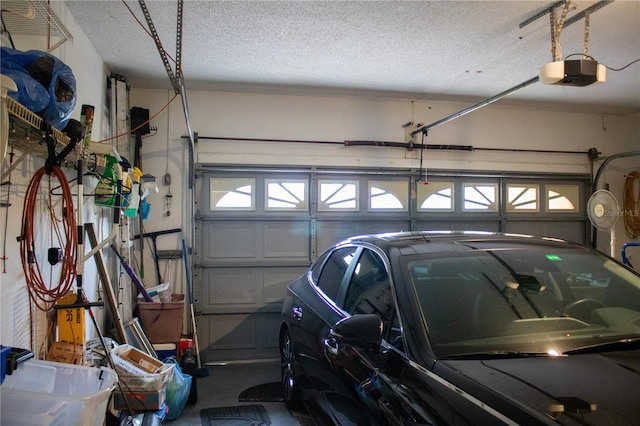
[20,165,77,311]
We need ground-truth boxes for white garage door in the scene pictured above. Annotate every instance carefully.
[195,166,589,362]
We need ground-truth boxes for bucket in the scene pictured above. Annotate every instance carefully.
[137,294,184,344]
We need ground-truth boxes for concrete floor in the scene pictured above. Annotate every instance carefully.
[171,359,313,426]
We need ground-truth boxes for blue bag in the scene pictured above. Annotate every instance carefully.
[163,357,192,420]
[1,47,76,129]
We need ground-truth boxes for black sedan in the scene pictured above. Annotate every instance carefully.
[279,231,640,425]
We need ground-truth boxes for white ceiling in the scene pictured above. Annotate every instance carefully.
[63,1,640,115]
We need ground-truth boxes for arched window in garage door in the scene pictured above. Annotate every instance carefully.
[418,182,454,211]
[209,177,255,211]
[265,179,308,211]
[369,180,408,211]
[318,180,359,211]
[507,184,539,212]
[463,183,498,211]
[505,183,579,213]
[547,184,579,212]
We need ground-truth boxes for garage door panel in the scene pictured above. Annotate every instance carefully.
[201,268,259,312]
[415,220,501,232]
[264,267,307,304]
[263,221,310,259]
[203,313,256,350]
[505,221,585,244]
[358,220,410,235]
[200,267,303,314]
[199,312,281,362]
[316,220,410,253]
[203,222,258,259]
[547,222,585,244]
[203,221,310,262]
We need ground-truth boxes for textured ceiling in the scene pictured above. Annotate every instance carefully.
[60,1,640,114]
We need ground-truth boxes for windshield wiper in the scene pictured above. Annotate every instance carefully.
[563,337,640,355]
[443,351,551,360]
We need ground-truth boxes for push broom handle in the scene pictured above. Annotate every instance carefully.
[109,245,153,302]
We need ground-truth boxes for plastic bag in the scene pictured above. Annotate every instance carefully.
[163,357,192,420]
[0,47,76,129]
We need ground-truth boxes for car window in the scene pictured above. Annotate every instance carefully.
[310,250,330,285]
[404,247,640,359]
[344,249,392,318]
[386,310,403,351]
[316,246,358,302]
[343,249,399,345]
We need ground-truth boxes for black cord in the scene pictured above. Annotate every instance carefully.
[418,131,426,183]
[564,53,640,72]
[605,58,640,72]
[0,11,16,49]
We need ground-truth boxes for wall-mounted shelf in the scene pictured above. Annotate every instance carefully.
[2,96,72,181]
[1,0,73,52]
[3,95,114,181]
[6,96,70,156]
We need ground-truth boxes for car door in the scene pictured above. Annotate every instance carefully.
[288,245,361,421]
[328,248,467,426]
[323,247,413,425]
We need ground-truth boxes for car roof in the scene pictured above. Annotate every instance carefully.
[336,231,584,255]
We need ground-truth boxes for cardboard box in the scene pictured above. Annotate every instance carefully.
[119,346,162,373]
[112,389,166,411]
[56,293,86,345]
[111,344,174,391]
[46,341,84,365]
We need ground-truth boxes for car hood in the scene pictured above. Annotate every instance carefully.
[440,351,640,425]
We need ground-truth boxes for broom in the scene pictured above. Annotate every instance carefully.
[182,238,208,377]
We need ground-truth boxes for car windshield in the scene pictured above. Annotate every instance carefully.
[404,246,640,359]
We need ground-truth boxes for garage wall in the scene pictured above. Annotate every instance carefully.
[0,2,111,352]
[134,89,639,170]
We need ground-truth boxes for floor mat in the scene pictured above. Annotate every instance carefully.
[238,382,284,402]
[200,404,270,426]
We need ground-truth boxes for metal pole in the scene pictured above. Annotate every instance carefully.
[411,76,540,137]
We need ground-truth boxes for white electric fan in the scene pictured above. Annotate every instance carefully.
[587,189,620,257]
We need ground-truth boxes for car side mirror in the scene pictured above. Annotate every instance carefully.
[330,314,383,351]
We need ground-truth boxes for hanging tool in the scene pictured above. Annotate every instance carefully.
[157,248,183,285]
[110,245,153,302]
[133,228,182,285]
[182,238,208,377]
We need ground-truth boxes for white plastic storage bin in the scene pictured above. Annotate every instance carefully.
[0,359,117,426]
